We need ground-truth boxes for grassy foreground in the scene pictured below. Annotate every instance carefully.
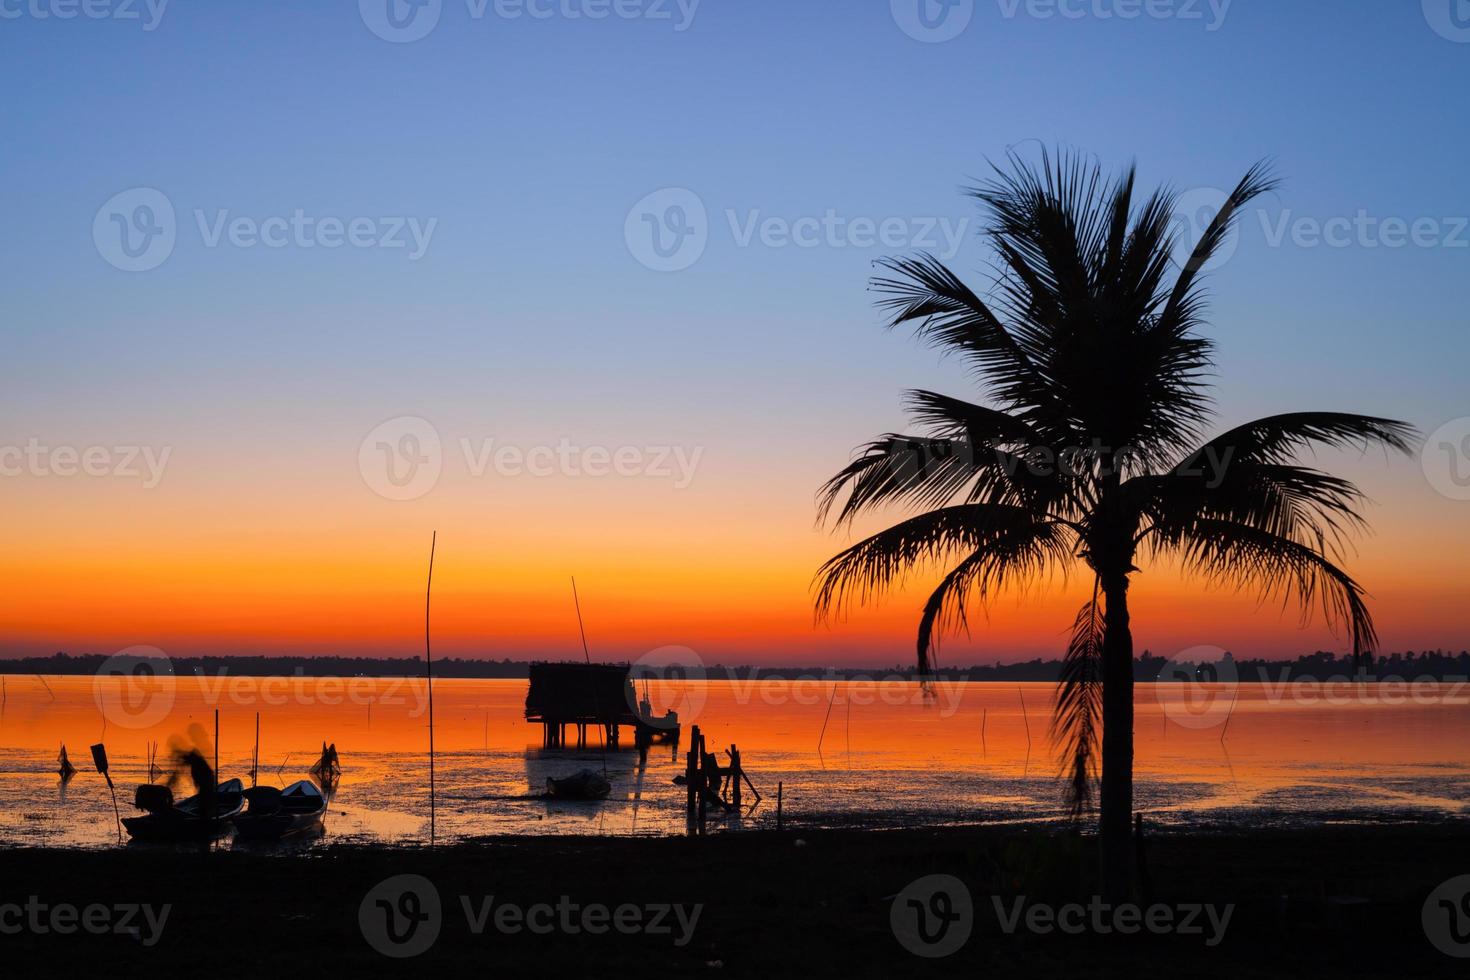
[1,825,1466,977]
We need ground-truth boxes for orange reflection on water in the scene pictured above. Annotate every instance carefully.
[2,675,1468,847]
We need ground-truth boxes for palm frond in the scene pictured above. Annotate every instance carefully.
[870,253,1067,433]
[816,434,1027,527]
[1163,160,1280,313]
[1150,518,1378,660]
[1182,413,1417,466]
[813,504,1075,647]
[1052,582,1103,818]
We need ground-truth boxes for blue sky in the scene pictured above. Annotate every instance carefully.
[4,2,1467,441]
[2,1,1468,659]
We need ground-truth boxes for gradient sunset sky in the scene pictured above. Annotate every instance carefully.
[3,2,1468,666]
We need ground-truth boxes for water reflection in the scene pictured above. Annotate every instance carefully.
[0,675,1467,848]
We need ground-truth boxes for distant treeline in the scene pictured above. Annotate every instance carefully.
[4,650,1470,681]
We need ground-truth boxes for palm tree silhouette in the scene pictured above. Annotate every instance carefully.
[814,149,1413,897]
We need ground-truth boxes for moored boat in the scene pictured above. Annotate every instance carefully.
[231,780,327,841]
[123,778,245,842]
[546,768,612,800]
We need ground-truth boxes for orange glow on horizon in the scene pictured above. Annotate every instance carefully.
[3,449,1466,665]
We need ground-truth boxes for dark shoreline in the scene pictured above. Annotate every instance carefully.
[8,649,1470,683]
[2,825,1465,977]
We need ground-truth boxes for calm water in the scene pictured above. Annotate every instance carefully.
[2,675,1469,847]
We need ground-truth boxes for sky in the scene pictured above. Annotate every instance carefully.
[2,0,1468,667]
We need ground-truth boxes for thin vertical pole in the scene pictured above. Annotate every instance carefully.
[214,708,219,779]
[570,576,607,775]
[1018,687,1032,748]
[816,685,837,754]
[252,712,260,788]
[425,531,437,846]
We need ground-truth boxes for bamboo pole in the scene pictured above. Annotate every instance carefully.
[816,685,837,754]
[425,531,438,846]
[90,744,122,843]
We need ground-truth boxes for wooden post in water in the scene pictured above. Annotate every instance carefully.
[685,724,700,833]
[251,712,260,788]
[214,708,219,780]
[696,733,708,834]
[776,781,783,831]
[729,744,741,809]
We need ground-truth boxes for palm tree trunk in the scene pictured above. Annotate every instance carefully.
[1099,572,1135,900]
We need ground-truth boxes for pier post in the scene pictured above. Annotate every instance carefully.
[730,745,741,809]
[686,724,700,834]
